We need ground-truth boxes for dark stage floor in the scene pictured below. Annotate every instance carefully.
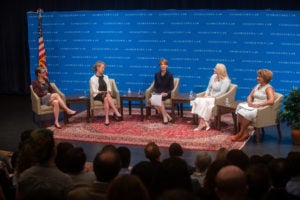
[0,94,299,166]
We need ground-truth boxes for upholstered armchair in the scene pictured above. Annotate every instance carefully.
[145,78,180,117]
[30,83,66,127]
[89,78,120,121]
[193,83,238,125]
[250,92,283,143]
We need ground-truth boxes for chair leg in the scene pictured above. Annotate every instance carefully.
[255,128,261,143]
[276,123,282,142]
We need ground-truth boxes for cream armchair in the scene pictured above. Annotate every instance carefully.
[89,78,120,121]
[145,78,180,117]
[30,83,66,127]
[193,83,238,125]
[250,92,283,143]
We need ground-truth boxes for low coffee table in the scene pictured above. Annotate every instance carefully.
[120,92,145,121]
[64,94,90,124]
[215,101,240,133]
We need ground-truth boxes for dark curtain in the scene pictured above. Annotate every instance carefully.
[1,0,299,94]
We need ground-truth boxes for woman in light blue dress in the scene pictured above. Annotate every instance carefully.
[191,63,231,131]
[231,69,275,142]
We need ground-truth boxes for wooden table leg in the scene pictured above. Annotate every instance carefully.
[140,99,144,121]
[129,100,132,115]
[86,100,90,123]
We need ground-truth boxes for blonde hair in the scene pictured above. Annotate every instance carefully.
[257,69,273,83]
[215,63,229,80]
[158,58,168,66]
[92,61,106,71]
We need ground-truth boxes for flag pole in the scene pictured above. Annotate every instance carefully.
[37,8,47,75]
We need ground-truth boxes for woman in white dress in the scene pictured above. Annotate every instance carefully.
[191,63,231,131]
[231,69,275,142]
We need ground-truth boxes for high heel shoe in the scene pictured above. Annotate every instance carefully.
[67,110,77,116]
[163,116,168,124]
[237,133,250,142]
[54,124,62,129]
[167,114,173,123]
[194,125,205,131]
[104,121,110,126]
[205,126,211,131]
[230,135,241,142]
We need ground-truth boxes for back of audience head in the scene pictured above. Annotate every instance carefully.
[215,147,229,161]
[203,159,230,197]
[226,149,249,171]
[144,142,161,162]
[107,174,150,200]
[268,157,291,188]
[194,152,212,173]
[152,156,192,197]
[168,142,183,157]
[246,163,271,200]
[101,144,117,153]
[117,146,131,168]
[215,165,248,200]
[286,151,300,177]
[55,142,74,172]
[93,149,121,182]
[64,147,86,174]
[131,161,156,190]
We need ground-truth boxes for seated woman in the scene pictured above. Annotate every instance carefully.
[231,69,275,142]
[151,58,174,124]
[191,63,231,131]
[32,66,76,128]
[90,61,122,126]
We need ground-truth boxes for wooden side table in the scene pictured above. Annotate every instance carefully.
[120,92,145,121]
[171,93,194,117]
[215,101,240,133]
[64,94,90,124]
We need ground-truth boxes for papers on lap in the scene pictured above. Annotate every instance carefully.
[238,102,255,111]
[150,93,162,106]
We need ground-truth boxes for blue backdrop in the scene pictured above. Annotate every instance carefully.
[27,10,300,100]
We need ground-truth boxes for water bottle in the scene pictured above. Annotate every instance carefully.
[189,90,194,99]
[128,88,131,95]
[225,98,230,106]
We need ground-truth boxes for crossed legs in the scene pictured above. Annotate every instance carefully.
[49,93,76,128]
[103,93,121,125]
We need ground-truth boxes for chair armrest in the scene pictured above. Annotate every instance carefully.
[30,85,41,113]
[145,82,154,107]
[170,78,180,98]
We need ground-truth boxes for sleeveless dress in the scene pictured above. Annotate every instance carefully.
[236,83,271,121]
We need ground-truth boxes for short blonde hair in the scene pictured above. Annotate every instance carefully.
[158,58,168,66]
[257,69,273,83]
[92,61,106,71]
[215,63,229,80]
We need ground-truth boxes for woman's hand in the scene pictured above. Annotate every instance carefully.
[161,92,168,97]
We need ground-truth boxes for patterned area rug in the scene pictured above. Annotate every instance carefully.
[49,109,253,151]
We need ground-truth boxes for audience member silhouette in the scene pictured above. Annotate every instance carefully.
[226,149,250,171]
[215,165,248,200]
[159,189,198,200]
[200,159,230,200]
[55,142,74,173]
[151,156,193,199]
[144,142,161,168]
[107,174,151,200]
[266,158,298,200]
[63,147,95,187]
[131,161,156,197]
[17,129,73,200]
[117,146,132,174]
[286,151,300,197]
[246,163,271,200]
[68,148,121,200]
[215,147,229,161]
[191,152,212,187]
[168,142,183,157]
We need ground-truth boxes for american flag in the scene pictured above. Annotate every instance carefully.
[38,9,47,74]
